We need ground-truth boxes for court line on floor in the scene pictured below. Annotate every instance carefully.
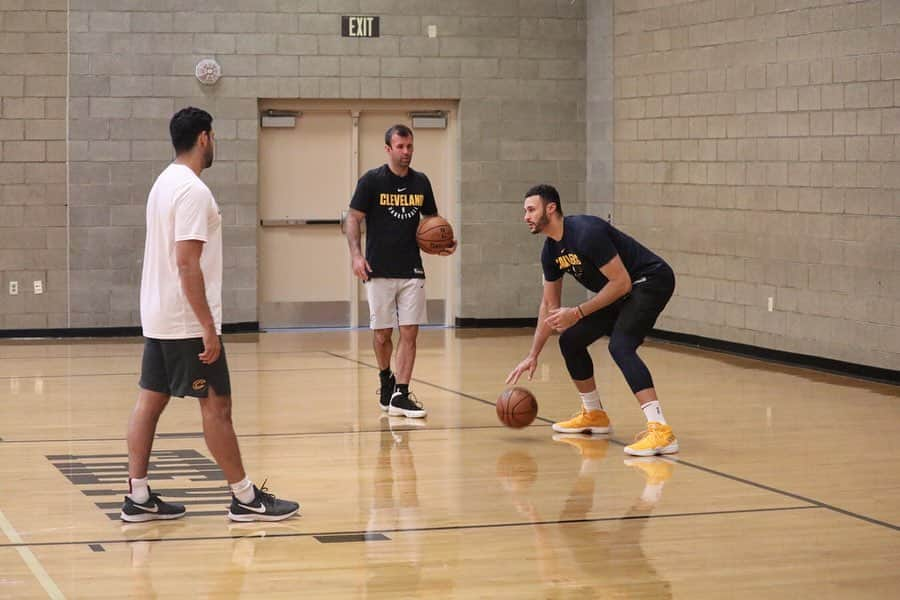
[0,365,351,381]
[0,506,66,598]
[0,348,331,361]
[654,457,900,531]
[326,351,900,533]
[0,505,819,550]
[0,424,508,444]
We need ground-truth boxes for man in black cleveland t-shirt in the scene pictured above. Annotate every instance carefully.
[507,184,679,457]
[345,124,456,419]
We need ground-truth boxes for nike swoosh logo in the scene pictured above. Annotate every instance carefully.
[397,187,406,192]
[237,502,267,513]
[135,503,159,513]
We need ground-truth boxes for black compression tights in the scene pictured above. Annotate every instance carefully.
[558,327,654,393]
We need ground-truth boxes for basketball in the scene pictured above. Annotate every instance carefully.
[496,387,538,429]
[416,215,454,254]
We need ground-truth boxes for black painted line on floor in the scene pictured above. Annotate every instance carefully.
[88,544,104,552]
[314,533,390,544]
[0,365,350,381]
[0,424,508,445]
[0,505,818,549]
[658,457,900,532]
[0,348,333,364]
[325,351,900,532]
[322,351,558,425]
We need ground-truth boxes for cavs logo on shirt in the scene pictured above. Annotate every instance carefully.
[556,253,584,278]
[380,192,424,220]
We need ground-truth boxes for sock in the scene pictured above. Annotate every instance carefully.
[641,400,666,424]
[395,383,409,396]
[128,477,150,503]
[230,477,256,504]
[379,368,392,380]
[579,389,603,412]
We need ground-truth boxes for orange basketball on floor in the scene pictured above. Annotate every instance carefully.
[496,387,538,429]
[416,215,454,254]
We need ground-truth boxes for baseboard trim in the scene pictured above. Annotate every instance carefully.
[650,329,898,385]
[0,322,260,339]
[453,318,898,385]
[454,317,537,328]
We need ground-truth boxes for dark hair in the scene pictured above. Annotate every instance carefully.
[524,184,563,215]
[384,124,413,147]
[169,107,213,154]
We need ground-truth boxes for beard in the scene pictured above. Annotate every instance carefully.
[203,143,214,169]
[530,212,549,234]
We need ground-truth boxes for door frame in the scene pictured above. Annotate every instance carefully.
[257,99,460,328]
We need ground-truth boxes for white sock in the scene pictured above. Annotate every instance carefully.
[641,400,666,424]
[579,389,603,412]
[128,477,150,503]
[230,477,256,503]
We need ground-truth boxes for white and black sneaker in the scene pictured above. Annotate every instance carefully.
[227,482,300,522]
[377,373,396,411]
[388,391,427,418]
[120,490,187,522]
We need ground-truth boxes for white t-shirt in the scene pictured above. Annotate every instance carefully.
[140,163,223,339]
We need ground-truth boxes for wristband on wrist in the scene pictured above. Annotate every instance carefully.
[576,305,586,319]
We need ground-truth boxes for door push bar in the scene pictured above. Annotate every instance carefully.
[259,218,342,226]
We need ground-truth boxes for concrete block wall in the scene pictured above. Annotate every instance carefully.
[610,0,899,370]
[2,0,587,329]
[586,0,614,221]
[0,1,68,329]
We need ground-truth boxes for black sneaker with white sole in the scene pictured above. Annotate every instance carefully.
[227,482,300,522]
[388,391,427,418]
[377,373,396,411]
[120,490,187,522]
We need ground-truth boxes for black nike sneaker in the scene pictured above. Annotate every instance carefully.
[227,482,300,522]
[388,390,427,418]
[377,372,396,411]
[120,489,187,522]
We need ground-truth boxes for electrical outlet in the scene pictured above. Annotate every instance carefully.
[427,24,437,38]
[767,296,774,312]
[33,280,43,294]
[9,281,18,295]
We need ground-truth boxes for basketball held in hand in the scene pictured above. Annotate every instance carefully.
[496,387,538,429]
[416,215,454,255]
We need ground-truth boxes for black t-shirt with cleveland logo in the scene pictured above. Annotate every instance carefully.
[541,215,668,292]
[350,164,437,279]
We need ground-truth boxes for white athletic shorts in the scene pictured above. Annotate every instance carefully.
[365,278,427,330]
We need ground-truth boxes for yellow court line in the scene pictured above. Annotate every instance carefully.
[0,507,66,599]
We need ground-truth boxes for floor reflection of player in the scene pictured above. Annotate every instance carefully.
[364,416,425,597]
[496,439,676,598]
[121,520,187,599]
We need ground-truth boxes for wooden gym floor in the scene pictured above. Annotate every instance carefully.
[0,328,897,599]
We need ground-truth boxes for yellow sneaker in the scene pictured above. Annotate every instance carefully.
[552,434,610,460]
[623,456,675,484]
[551,408,611,434]
[624,422,679,456]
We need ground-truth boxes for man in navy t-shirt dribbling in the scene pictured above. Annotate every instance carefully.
[506,184,679,456]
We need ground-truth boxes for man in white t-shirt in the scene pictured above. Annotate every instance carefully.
[122,107,299,523]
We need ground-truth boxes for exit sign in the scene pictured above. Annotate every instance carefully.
[341,15,380,37]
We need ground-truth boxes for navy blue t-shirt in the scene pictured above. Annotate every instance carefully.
[350,164,437,279]
[541,215,668,292]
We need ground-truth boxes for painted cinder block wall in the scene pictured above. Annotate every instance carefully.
[0,0,588,329]
[596,0,899,370]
